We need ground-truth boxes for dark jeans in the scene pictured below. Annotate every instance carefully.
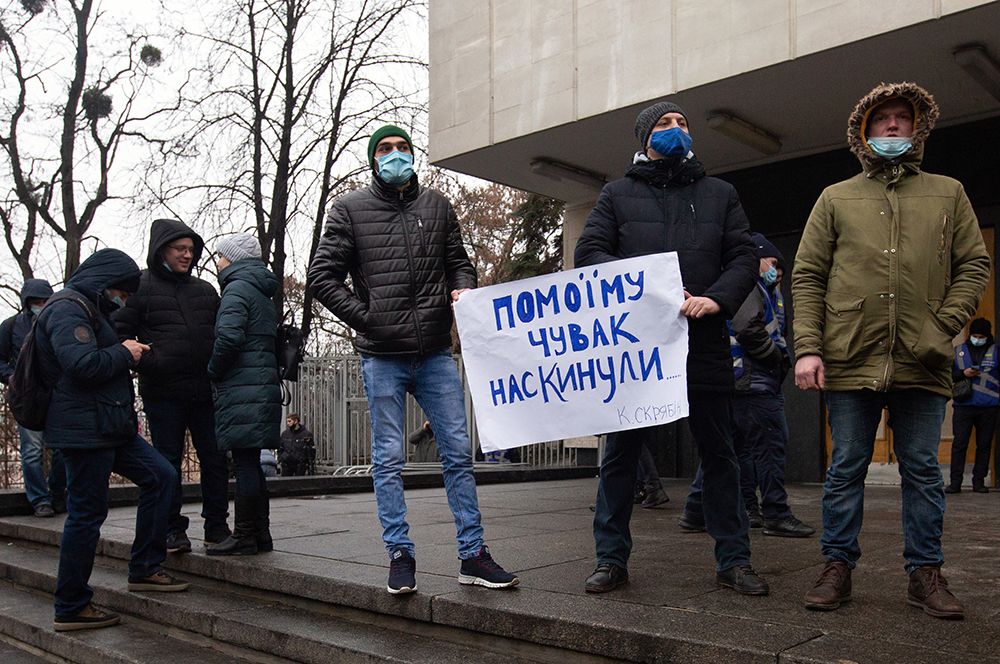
[232,448,264,498]
[595,391,750,572]
[18,427,66,507]
[143,398,230,539]
[823,389,947,573]
[949,406,997,486]
[733,392,792,520]
[55,435,175,617]
[636,442,663,493]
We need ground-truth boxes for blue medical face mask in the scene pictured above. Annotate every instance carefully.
[103,290,125,309]
[29,305,43,316]
[761,265,778,287]
[377,150,415,187]
[970,336,988,347]
[648,127,692,158]
[867,136,912,159]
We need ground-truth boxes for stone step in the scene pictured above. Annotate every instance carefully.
[0,580,264,664]
[0,639,53,663]
[0,539,558,664]
[0,516,829,663]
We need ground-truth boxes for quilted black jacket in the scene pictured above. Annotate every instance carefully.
[308,175,476,356]
[574,157,758,391]
[114,218,220,401]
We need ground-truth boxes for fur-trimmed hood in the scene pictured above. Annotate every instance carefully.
[847,82,939,172]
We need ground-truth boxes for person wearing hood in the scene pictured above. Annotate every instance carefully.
[575,102,764,596]
[308,125,519,595]
[34,249,188,632]
[793,83,990,619]
[205,233,281,556]
[0,278,66,517]
[946,317,998,494]
[113,219,231,553]
[681,233,815,539]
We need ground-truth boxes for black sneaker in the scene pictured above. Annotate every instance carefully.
[387,549,417,595]
[746,506,764,529]
[717,564,770,596]
[944,484,961,494]
[763,515,816,538]
[459,547,519,589]
[127,571,190,593]
[678,513,706,532]
[33,503,55,518]
[54,604,120,632]
[166,531,192,554]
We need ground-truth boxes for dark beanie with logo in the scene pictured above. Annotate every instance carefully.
[367,125,413,171]
[750,232,785,268]
[634,101,688,148]
[970,318,992,337]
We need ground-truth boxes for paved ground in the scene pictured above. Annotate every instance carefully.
[6,477,1000,662]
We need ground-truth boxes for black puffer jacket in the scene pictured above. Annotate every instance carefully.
[575,157,758,391]
[307,175,476,356]
[114,219,220,401]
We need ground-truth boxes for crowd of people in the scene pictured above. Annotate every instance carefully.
[0,80,991,631]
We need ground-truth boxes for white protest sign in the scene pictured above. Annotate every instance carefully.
[454,252,689,452]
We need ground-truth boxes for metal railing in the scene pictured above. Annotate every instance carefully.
[286,355,577,468]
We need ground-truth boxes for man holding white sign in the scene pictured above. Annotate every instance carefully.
[575,101,765,595]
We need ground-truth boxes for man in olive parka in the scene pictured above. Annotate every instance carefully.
[793,82,990,619]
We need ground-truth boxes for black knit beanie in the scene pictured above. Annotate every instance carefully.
[970,318,991,337]
[634,101,688,148]
[750,232,785,267]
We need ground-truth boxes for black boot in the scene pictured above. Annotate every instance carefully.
[207,496,258,556]
[256,484,273,552]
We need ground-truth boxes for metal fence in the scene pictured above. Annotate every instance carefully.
[287,355,577,468]
[0,354,576,490]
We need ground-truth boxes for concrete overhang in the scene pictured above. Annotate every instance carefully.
[432,4,1000,205]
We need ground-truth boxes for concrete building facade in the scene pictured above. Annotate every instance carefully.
[428,0,1000,481]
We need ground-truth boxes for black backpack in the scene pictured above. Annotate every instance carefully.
[275,319,306,382]
[8,292,99,431]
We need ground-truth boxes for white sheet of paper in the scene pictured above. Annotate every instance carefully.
[454,252,689,452]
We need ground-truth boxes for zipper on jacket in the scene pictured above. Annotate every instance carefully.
[398,192,425,355]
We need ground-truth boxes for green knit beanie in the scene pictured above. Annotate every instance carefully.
[367,125,413,170]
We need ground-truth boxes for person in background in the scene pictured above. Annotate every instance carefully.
[0,278,65,517]
[408,421,439,464]
[205,234,281,556]
[260,448,279,478]
[946,317,998,494]
[114,218,231,553]
[279,413,315,476]
[36,249,187,632]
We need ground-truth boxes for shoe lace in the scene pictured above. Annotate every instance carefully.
[390,555,415,573]
[737,565,758,580]
[472,548,502,572]
[816,563,846,586]
[920,567,948,592]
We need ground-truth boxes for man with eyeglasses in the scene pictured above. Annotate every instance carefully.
[114,218,232,553]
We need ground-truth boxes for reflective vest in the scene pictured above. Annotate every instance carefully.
[954,343,1000,407]
[729,282,789,380]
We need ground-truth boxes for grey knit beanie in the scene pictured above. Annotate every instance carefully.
[634,101,688,148]
[216,233,261,262]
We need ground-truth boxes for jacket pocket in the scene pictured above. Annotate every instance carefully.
[910,299,953,372]
[823,292,869,362]
[938,210,953,288]
[96,395,135,438]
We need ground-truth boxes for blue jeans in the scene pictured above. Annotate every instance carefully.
[360,349,484,559]
[734,392,792,521]
[598,391,750,572]
[143,398,230,539]
[55,435,176,617]
[19,427,66,508]
[823,389,947,573]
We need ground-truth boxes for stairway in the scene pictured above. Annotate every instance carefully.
[0,531,612,663]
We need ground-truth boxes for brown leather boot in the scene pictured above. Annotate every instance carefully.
[907,567,964,619]
[803,560,852,610]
